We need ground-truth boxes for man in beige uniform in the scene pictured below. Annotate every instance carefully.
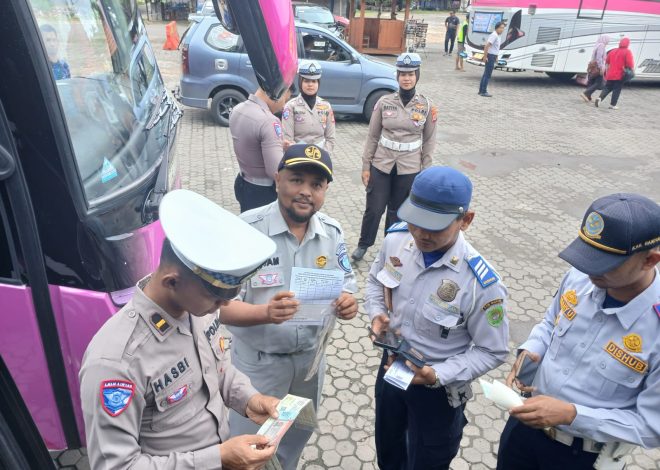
[80,189,281,470]
[281,60,336,154]
[230,85,292,213]
[352,52,438,262]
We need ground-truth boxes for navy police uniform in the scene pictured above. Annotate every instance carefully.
[366,167,510,469]
[498,193,660,470]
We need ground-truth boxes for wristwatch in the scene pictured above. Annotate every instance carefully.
[425,370,442,389]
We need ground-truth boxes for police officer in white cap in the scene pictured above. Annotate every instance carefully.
[352,52,438,262]
[80,189,281,470]
[281,60,336,154]
[219,144,358,470]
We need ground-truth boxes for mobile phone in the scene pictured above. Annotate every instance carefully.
[515,354,538,387]
[372,329,403,351]
[398,340,426,368]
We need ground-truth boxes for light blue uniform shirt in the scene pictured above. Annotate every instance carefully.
[521,267,660,448]
[366,230,510,386]
[228,202,357,354]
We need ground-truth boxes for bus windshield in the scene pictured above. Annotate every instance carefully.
[32,0,168,205]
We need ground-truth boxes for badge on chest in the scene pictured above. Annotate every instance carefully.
[251,268,285,288]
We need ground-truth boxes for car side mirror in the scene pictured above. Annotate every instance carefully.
[351,53,359,64]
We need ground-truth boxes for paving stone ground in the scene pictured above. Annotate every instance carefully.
[53,14,660,470]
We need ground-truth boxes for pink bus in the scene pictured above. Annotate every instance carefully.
[1,0,182,453]
[465,0,660,79]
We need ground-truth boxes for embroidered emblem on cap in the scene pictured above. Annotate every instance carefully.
[316,255,327,268]
[583,212,604,239]
[623,334,642,353]
[305,145,322,160]
[437,279,460,302]
[101,380,135,417]
[166,385,188,405]
[308,63,317,73]
[604,341,647,374]
[403,54,412,65]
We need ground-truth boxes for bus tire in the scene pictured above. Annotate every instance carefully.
[545,72,576,82]
[363,89,392,122]
[210,89,246,126]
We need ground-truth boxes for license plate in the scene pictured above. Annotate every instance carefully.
[473,52,484,60]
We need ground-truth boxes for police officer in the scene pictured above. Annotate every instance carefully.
[281,60,336,154]
[498,193,660,470]
[219,144,358,470]
[365,166,509,470]
[352,52,438,262]
[80,189,282,470]
[230,85,293,213]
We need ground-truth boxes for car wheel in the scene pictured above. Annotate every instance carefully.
[363,90,392,122]
[210,89,246,126]
[545,72,575,82]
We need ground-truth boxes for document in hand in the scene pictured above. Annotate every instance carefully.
[287,267,344,325]
[383,358,415,390]
[478,379,524,410]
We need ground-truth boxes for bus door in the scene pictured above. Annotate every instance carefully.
[525,17,574,72]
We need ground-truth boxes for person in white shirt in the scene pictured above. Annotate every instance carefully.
[478,22,505,97]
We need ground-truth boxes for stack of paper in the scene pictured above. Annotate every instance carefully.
[383,358,415,390]
[478,379,524,409]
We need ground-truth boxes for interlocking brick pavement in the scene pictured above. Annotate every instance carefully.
[53,14,660,470]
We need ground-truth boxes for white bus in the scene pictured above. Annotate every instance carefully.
[465,0,660,79]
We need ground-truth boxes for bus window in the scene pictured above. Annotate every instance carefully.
[31,0,166,205]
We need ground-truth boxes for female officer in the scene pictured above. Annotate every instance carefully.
[281,60,336,154]
[352,52,438,261]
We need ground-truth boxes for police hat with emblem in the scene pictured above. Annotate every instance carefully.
[159,189,276,298]
[559,193,660,276]
[397,166,472,231]
[298,60,322,80]
[278,143,333,182]
[396,52,422,71]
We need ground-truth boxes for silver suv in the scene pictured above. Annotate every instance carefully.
[179,17,398,126]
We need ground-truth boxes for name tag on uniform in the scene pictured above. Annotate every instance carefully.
[251,268,285,288]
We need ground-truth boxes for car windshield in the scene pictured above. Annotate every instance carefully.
[31,0,168,205]
[296,6,334,25]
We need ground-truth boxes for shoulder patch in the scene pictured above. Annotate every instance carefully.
[336,243,352,273]
[467,256,500,288]
[282,107,290,120]
[386,221,409,233]
[273,121,282,138]
[101,380,135,417]
[654,303,660,319]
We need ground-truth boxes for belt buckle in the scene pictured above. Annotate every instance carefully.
[394,142,400,151]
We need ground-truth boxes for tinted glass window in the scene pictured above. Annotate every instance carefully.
[206,24,240,52]
[31,0,167,204]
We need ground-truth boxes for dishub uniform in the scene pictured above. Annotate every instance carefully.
[80,282,255,469]
[497,268,660,469]
[366,224,509,470]
[281,95,336,154]
[227,201,357,470]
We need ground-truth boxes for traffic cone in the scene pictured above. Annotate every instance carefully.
[163,21,179,50]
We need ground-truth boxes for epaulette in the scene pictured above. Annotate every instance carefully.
[386,221,408,233]
[317,212,342,232]
[467,255,500,288]
[239,208,265,225]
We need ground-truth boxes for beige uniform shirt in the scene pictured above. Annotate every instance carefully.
[362,92,438,175]
[229,94,283,182]
[281,95,336,154]
[80,278,258,470]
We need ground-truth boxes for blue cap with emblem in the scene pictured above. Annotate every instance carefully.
[397,166,472,231]
[396,52,422,71]
[559,193,660,276]
[298,60,322,80]
[159,189,276,297]
[278,143,333,182]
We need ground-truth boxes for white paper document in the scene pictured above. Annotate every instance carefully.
[288,268,343,325]
[478,379,524,410]
[383,358,415,390]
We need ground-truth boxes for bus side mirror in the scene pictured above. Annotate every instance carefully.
[0,146,16,181]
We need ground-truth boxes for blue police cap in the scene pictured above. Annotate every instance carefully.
[298,60,322,79]
[159,189,276,294]
[397,166,472,231]
[559,193,660,276]
[396,52,422,71]
[278,143,333,182]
